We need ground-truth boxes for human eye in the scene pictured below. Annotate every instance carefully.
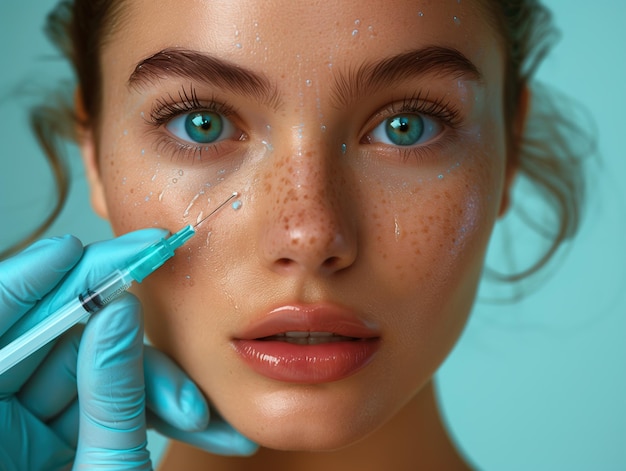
[147,86,245,161]
[362,94,461,160]
[166,109,237,145]
[369,113,441,147]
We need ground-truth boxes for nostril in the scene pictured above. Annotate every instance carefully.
[276,258,293,267]
[322,256,341,268]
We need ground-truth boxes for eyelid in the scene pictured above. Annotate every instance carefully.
[148,87,237,127]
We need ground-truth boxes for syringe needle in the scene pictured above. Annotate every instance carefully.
[194,192,239,229]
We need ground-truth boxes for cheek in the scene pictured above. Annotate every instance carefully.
[366,162,498,284]
[98,133,242,236]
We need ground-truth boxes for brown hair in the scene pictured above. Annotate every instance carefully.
[2,0,590,287]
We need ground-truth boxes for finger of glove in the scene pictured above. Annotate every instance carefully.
[75,294,151,469]
[50,399,80,449]
[0,235,82,337]
[17,324,83,421]
[144,346,209,432]
[148,414,258,457]
[0,399,75,470]
[1,228,167,346]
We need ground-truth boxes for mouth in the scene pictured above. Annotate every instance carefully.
[259,331,361,345]
[231,304,381,384]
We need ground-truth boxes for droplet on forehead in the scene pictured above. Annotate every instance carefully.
[341,143,347,155]
[453,16,461,26]
[305,79,312,87]
[232,200,243,210]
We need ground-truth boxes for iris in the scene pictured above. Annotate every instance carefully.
[184,111,223,143]
[385,114,424,146]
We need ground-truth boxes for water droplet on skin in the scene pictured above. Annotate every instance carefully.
[394,217,401,241]
[121,177,127,185]
[438,174,444,180]
[352,29,359,36]
[262,140,274,152]
[123,129,128,136]
[418,11,424,17]
[341,143,347,154]
[178,170,184,176]
[232,200,243,210]
[320,125,327,132]
[355,19,361,26]
[236,43,242,48]
[453,16,461,25]
[305,79,312,87]
[172,178,178,183]
[141,149,145,155]
[183,193,202,218]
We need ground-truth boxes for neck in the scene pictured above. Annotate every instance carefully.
[158,381,472,471]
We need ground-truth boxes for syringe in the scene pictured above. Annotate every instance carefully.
[0,192,238,375]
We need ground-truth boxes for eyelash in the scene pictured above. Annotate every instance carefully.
[147,85,241,161]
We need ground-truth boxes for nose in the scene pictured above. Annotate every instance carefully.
[258,144,357,277]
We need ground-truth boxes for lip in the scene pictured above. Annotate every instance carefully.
[231,304,381,383]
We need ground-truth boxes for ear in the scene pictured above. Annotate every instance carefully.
[75,89,109,220]
[498,85,530,218]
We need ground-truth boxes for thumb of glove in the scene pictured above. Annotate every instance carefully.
[74,294,152,470]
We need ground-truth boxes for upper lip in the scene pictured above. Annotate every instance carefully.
[233,303,381,340]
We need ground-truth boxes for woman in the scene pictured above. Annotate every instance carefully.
[0,0,594,469]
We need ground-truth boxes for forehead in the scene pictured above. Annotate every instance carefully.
[105,0,503,84]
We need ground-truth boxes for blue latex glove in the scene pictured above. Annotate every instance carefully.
[0,231,257,470]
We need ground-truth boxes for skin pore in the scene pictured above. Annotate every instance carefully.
[80,0,520,469]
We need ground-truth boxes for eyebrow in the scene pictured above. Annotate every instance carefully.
[128,48,282,109]
[331,46,483,108]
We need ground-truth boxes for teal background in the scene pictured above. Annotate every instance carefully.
[1,1,624,469]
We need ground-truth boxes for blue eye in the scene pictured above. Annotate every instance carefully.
[369,113,442,147]
[166,111,236,144]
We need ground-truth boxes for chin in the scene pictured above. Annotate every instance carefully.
[213,385,386,452]
[243,418,371,452]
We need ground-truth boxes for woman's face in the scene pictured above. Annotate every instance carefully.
[85,0,510,450]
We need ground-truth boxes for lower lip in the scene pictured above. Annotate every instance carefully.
[232,339,380,383]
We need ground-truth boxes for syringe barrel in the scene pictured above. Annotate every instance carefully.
[79,269,134,313]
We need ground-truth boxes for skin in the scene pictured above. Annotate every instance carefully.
[80,0,523,469]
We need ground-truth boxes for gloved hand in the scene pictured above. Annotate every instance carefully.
[0,230,257,470]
